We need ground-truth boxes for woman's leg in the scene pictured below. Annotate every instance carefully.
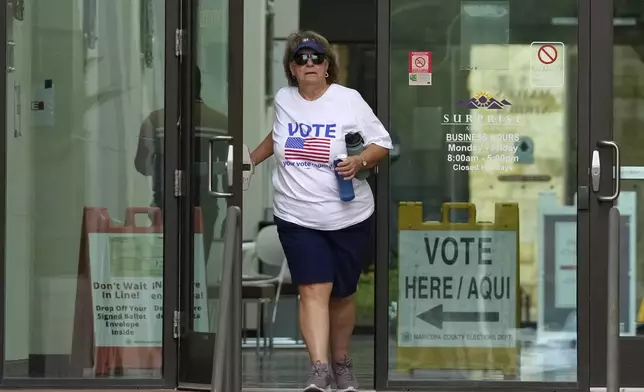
[329,294,360,391]
[274,215,343,390]
[298,282,333,363]
[329,295,356,361]
[327,216,373,391]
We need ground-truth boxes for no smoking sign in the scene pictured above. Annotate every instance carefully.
[409,51,432,86]
[537,44,557,64]
[530,42,565,88]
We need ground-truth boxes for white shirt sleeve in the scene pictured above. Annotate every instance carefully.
[351,90,394,150]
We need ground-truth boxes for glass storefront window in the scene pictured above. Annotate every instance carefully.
[613,16,644,337]
[388,0,578,382]
[3,0,166,379]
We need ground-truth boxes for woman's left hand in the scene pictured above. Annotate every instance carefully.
[335,156,362,180]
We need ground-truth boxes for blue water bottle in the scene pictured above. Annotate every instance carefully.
[334,154,355,202]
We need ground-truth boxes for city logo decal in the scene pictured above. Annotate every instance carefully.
[442,91,519,128]
[457,92,511,110]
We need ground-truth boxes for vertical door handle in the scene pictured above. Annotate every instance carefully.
[594,140,621,202]
[7,40,15,73]
[13,81,21,137]
[208,135,234,198]
[226,144,234,187]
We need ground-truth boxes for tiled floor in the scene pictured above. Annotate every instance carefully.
[15,331,576,391]
[241,335,375,389]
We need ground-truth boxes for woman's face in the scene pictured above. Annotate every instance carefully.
[290,49,328,86]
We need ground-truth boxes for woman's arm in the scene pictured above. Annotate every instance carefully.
[250,130,274,166]
[337,91,393,179]
[336,144,388,179]
[359,144,388,168]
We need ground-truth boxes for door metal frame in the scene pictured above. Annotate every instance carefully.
[0,0,9,384]
[587,0,644,387]
[587,0,614,384]
[374,0,390,390]
[373,0,591,390]
[0,0,180,388]
[162,0,181,386]
[177,0,244,386]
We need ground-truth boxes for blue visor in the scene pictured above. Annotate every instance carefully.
[292,38,326,57]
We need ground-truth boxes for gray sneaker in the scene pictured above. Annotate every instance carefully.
[332,356,359,392]
[303,361,331,392]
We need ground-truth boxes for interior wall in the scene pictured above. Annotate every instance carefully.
[262,0,300,218]
[242,0,267,240]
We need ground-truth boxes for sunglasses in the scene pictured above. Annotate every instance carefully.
[292,52,326,66]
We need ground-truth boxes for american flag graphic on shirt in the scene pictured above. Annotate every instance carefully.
[284,137,331,163]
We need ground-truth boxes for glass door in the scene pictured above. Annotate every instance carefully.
[177,0,244,387]
[588,0,644,387]
[375,0,590,390]
[1,0,179,388]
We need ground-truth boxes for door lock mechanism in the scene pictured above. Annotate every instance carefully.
[591,149,600,192]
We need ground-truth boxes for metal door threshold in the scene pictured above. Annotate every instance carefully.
[243,389,376,392]
[179,384,375,392]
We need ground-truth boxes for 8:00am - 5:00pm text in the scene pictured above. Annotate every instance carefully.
[446,133,520,172]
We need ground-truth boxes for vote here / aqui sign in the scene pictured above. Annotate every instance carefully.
[396,202,520,374]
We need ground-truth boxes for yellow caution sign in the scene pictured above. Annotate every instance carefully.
[397,202,520,375]
[637,298,644,323]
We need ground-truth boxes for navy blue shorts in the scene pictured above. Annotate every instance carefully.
[274,215,373,298]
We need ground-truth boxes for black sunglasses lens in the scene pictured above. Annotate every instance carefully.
[294,55,308,65]
[311,54,325,64]
[293,53,325,65]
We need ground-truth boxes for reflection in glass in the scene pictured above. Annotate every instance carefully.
[460,1,510,70]
[178,0,231,386]
[389,0,578,382]
[3,0,165,379]
[614,46,644,337]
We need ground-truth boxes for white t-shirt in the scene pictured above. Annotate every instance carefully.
[271,84,393,230]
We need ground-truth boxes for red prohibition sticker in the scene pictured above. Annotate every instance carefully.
[537,44,558,64]
[408,51,433,86]
[409,51,432,73]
